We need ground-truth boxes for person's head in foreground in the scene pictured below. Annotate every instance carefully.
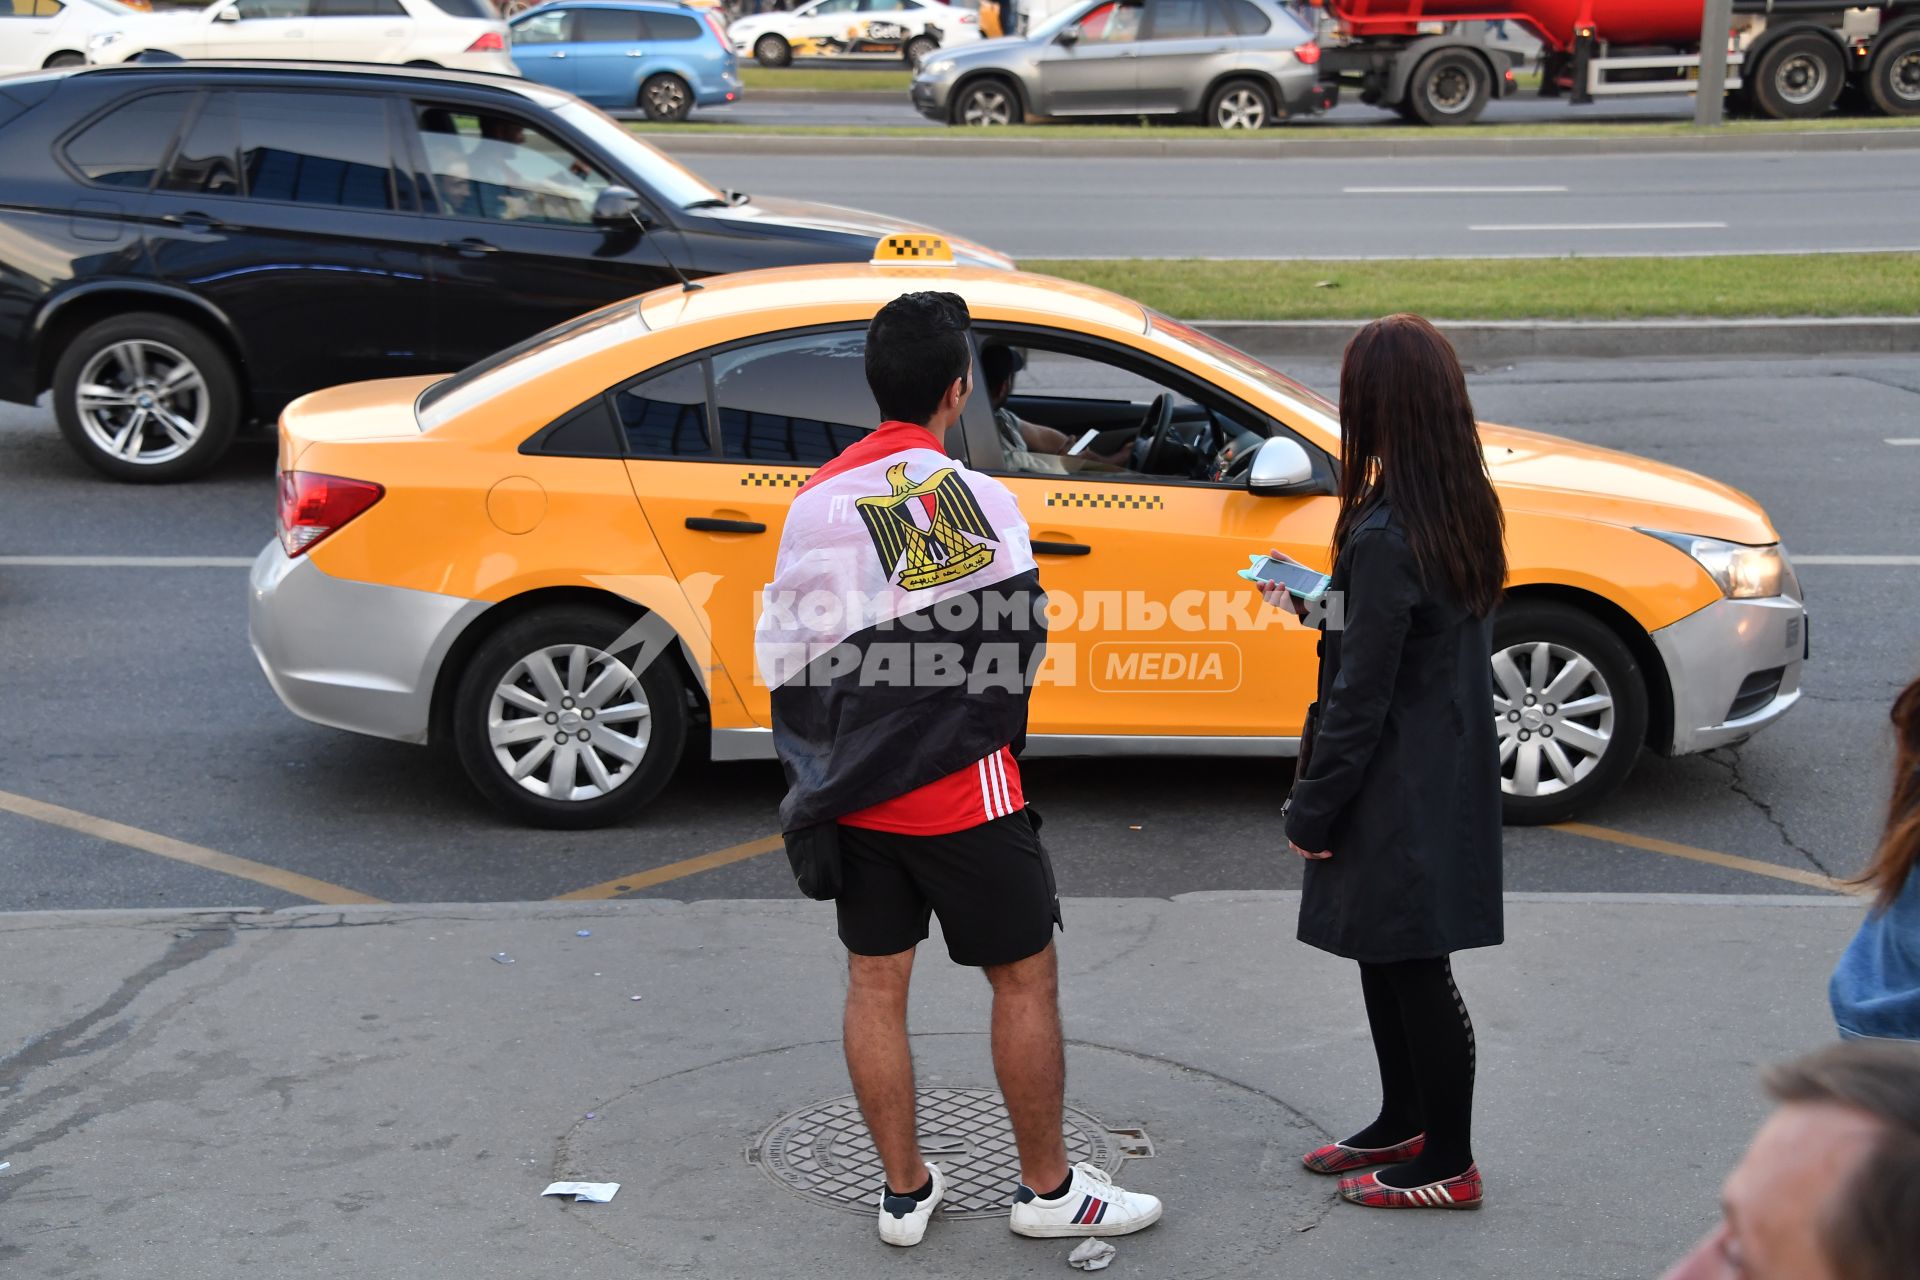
[1661,1040,1920,1280]
[865,291,972,428]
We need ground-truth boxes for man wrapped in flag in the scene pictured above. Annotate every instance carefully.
[755,292,1163,1248]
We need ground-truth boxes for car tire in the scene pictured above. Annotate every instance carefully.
[640,72,695,122]
[1491,600,1649,826]
[52,311,240,483]
[1406,48,1492,125]
[43,50,84,68]
[1866,29,1920,117]
[952,76,1023,126]
[904,34,938,68]
[452,605,690,830]
[404,60,442,68]
[1207,77,1273,129]
[1750,32,1845,119]
[754,33,791,67]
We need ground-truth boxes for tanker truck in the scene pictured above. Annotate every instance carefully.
[1310,0,1920,124]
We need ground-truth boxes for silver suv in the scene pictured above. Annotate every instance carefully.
[910,0,1333,128]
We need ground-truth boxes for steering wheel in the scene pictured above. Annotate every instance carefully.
[1129,393,1175,474]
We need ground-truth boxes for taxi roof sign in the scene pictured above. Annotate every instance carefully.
[872,234,954,266]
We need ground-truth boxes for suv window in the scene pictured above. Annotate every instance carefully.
[1223,0,1266,33]
[161,91,240,196]
[240,92,395,209]
[64,91,193,190]
[1074,0,1141,43]
[511,6,569,41]
[647,10,699,39]
[1143,0,1216,39]
[575,7,643,41]
[414,105,611,226]
[617,362,710,457]
[713,330,875,465]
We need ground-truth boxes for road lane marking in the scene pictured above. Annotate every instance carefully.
[1886,438,1920,446]
[1794,555,1920,565]
[1550,821,1847,893]
[1469,221,1729,232]
[551,834,786,901]
[0,788,385,905]
[0,556,255,568]
[1343,185,1569,194]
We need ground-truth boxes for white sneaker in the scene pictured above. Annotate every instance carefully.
[1009,1162,1162,1238]
[877,1163,945,1247]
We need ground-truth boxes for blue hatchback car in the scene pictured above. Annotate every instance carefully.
[510,0,742,122]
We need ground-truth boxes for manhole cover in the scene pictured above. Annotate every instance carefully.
[749,1088,1146,1218]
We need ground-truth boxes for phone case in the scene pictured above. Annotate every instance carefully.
[1237,554,1330,602]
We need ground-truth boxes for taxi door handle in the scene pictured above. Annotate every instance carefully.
[1032,540,1091,556]
[685,516,766,534]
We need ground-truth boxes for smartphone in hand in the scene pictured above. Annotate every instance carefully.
[1237,553,1331,603]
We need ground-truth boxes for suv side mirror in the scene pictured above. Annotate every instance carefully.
[1057,24,1079,44]
[593,186,643,226]
[1247,435,1318,496]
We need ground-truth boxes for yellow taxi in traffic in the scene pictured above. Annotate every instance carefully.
[249,238,1806,828]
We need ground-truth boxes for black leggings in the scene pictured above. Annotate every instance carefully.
[1348,955,1477,1184]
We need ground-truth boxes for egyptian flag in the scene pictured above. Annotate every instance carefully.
[756,425,1046,836]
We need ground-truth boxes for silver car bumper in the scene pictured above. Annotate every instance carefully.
[1650,594,1806,756]
[248,542,487,745]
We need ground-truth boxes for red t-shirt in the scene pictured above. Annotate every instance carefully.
[803,421,1027,836]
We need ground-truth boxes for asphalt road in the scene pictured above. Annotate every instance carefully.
[2,353,1915,912]
[682,148,1920,259]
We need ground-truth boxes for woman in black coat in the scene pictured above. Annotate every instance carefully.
[1263,314,1506,1212]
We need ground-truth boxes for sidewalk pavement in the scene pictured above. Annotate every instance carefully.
[0,892,1862,1279]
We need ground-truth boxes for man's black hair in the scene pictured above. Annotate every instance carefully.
[866,292,972,426]
[980,343,1022,395]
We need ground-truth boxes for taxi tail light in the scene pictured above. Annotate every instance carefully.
[467,30,506,52]
[1294,40,1320,64]
[278,471,384,559]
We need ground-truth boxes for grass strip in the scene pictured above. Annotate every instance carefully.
[648,114,1920,141]
[1022,254,1920,321]
[738,66,914,91]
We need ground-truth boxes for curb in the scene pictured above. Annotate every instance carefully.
[653,124,1920,160]
[1192,316,1920,360]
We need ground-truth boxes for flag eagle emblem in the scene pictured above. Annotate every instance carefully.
[855,461,999,591]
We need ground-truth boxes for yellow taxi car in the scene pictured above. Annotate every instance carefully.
[248,239,1806,829]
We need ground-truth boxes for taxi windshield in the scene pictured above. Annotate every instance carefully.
[552,101,728,210]
[1145,312,1338,427]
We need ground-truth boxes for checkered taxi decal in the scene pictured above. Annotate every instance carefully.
[1045,491,1165,511]
[741,471,812,488]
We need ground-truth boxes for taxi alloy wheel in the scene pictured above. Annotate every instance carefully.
[1491,601,1648,826]
[52,311,240,483]
[955,78,1022,126]
[454,606,689,829]
[904,34,938,68]
[754,33,791,67]
[642,73,695,122]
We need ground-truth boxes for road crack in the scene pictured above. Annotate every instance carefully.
[1703,746,1835,879]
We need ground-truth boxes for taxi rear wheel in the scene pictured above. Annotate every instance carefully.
[754,33,791,67]
[453,606,689,829]
[1492,600,1648,826]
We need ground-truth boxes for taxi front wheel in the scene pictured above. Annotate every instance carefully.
[1492,600,1648,826]
[453,605,690,829]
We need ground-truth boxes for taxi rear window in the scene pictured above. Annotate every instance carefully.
[416,300,647,431]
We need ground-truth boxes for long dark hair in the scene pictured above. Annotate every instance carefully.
[1333,314,1506,617]
[1853,675,1920,911]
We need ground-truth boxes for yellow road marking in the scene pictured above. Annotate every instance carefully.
[1550,821,1850,894]
[552,834,786,901]
[0,788,386,905]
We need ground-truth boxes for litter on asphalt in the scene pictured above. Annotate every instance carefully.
[492,953,514,964]
[542,1181,620,1204]
[576,930,592,938]
[1068,1238,1116,1271]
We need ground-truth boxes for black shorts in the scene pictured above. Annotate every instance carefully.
[835,808,1062,968]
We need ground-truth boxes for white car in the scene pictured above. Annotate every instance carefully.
[84,0,519,75]
[1,0,140,74]
[729,0,979,68]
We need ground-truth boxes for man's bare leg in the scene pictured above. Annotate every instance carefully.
[844,947,928,1193]
[984,941,1070,1191]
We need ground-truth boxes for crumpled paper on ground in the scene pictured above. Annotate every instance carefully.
[541,1181,620,1203]
[1068,1238,1116,1271]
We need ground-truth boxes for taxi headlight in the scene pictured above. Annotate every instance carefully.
[1638,529,1786,600]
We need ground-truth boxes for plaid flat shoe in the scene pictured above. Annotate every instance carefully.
[1338,1164,1483,1210]
[1300,1133,1426,1175]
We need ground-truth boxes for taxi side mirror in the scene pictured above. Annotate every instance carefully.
[593,186,644,227]
[214,6,240,20]
[1247,435,1317,497]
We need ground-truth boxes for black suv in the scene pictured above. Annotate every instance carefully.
[0,63,1006,481]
